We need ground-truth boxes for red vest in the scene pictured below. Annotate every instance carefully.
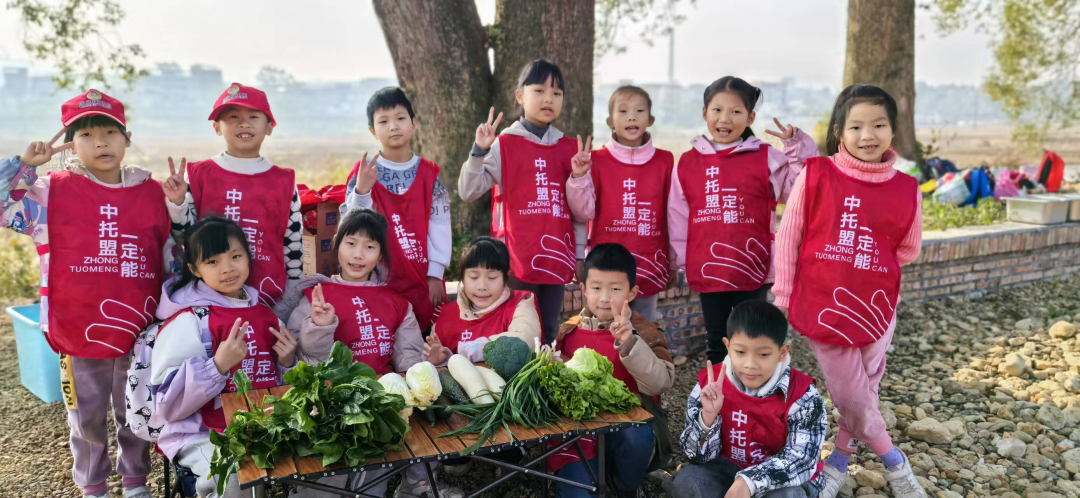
[789,158,917,348]
[677,147,772,293]
[493,135,576,285]
[369,159,442,330]
[434,290,534,354]
[46,171,169,358]
[160,304,281,432]
[304,282,411,375]
[589,148,674,297]
[188,159,294,308]
[697,365,816,470]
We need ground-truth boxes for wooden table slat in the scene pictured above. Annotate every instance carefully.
[405,417,443,458]
[442,412,498,449]
[383,442,415,464]
[416,415,467,455]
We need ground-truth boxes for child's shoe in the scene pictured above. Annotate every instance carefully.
[883,453,928,498]
[818,462,847,498]
[442,460,472,477]
[393,472,465,498]
[123,485,153,498]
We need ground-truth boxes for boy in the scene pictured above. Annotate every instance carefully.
[341,87,451,332]
[666,301,827,498]
[553,242,674,497]
[162,82,302,311]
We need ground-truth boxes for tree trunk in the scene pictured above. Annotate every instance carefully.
[372,0,494,239]
[843,0,917,160]
[493,0,595,139]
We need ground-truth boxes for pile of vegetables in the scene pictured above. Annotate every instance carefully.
[538,347,640,420]
[209,342,410,494]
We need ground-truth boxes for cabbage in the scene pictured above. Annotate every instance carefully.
[564,348,614,379]
[406,361,442,409]
[377,373,414,422]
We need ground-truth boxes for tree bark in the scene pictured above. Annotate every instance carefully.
[843,0,917,160]
[372,0,494,238]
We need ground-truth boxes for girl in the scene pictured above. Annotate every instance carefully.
[458,59,584,344]
[565,85,678,321]
[151,217,298,498]
[1,90,167,498]
[774,85,924,498]
[668,76,818,365]
[162,83,302,312]
[425,236,542,362]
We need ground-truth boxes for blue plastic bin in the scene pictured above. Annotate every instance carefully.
[5,304,63,403]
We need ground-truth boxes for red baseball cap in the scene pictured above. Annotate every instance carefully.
[208,82,276,126]
[61,89,126,127]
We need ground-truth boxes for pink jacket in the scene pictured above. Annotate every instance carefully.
[772,144,923,309]
[667,131,819,283]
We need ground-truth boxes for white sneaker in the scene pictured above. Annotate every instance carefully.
[124,485,153,498]
[818,462,847,498]
[393,473,465,498]
[884,453,928,498]
[442,460,473,477]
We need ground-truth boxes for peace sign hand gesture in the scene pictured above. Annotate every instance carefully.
[309,283,337,327]
[764,117,796,140]
[353,152,380,195]
[214,318,250,375]
[570,135,593,178]
[21,128,72,168]
[609,300,633,345]
[700,360,726,427]
[475,107,504,151]
[164,157,189,205]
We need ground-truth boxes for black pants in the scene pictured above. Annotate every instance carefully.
[508,276,566,345]
[699,285,770,364]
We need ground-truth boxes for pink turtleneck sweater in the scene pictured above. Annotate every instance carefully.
[772,144,923,309]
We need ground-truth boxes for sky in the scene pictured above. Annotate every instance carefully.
[0,0,994,88]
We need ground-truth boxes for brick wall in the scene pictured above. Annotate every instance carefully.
[451,222,1080,356]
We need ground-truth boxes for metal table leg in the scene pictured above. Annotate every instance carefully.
[597,432,607,496]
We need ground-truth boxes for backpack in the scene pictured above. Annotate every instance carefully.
[125,322,166,442]
[1038,151,1066,193]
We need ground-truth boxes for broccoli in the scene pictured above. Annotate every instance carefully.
[483,336,533,381]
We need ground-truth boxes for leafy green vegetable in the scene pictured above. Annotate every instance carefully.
[209,342,409,494]
[439,370,470,405]
[539,347,639,420]
[483,336,533,380]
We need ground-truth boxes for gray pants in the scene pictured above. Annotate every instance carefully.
[176,437,241,498]
[629,294,659,322]
[508,277,566,344]
[664,459,817,498]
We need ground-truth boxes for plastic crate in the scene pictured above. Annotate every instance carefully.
[5,304,63,403]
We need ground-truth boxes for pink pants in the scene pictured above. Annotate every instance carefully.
[806,316,896,455]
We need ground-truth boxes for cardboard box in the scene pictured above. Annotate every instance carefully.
[302,202,341,276]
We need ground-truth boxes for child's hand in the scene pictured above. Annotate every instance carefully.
[609,300,634,345]
[574,259,585,285]
[214,318,249,375]
[764,117,796,141]
[700,360,725,427]
[474,107,504,151]
[309,284,336,327]
[353,152,380,195]
[164,157,189,205]
[570,135,593,178]
[665,269,680,291]
[270,326,298,368]
[21,128,72,168]
[423,332,450,365]
[723,477,752,498]
[427,276,445,310]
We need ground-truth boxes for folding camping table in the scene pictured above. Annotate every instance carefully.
[222,385,654,498]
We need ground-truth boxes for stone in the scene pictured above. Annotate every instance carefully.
[943,418,967,438]
[1050,321,1078,339]
[907,418,956,444]
[996,438,1027,458]
[1038,404,1067,431]
[672,355,687,366]
[1016,318,1036,331]
[881,406,897,430]
[936,491,963,498]
[854,469,886,490]
[1001,352,1027,377]
[1065,406,1080,427]
[1061,448,1080,465]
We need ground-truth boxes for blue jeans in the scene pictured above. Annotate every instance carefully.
[555,424,656,497]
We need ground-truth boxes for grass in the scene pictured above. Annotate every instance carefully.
[921,197,1007,231]
[0,231,39,301]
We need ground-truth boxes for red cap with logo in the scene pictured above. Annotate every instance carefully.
[61,89,126,127]
[208,82,276,126]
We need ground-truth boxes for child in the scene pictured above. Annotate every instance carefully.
[773,85,924,498]
[425,236,541,362]
[162,82,301,310]
[280,209,461,498]
[459,59,585,343]
[668,76,818,364]
[151,217,298,498]
[552,243,674,497]
[565,85,677,322]
[341,87,452,332]
[1,90,168,498]
[665,301,827,498]
[283,208,428,372]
